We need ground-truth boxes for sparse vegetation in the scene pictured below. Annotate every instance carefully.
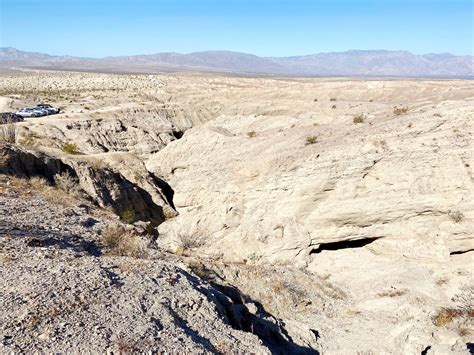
[393,106,409,115]
[448,210,464,223]
[432,308,463,327]
[120,209,136,224]
[100,224,147,258]
[19,130,40,147]
[377,289,407,298]
[2,175,82,206]
[433,113,442,117]
[432,286,473,327]
[330,97,337,102]
[176,231,206,251]
[353,114,365,124]
[331,105,336,109]
[0,120,17,143]
[247,131,257,138]
[54,171,80,194]
[305,135,318,145]
[186,259,214,281]
[61,142,79,155]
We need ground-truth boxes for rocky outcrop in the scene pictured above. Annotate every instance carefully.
[0,143,175,225]
[62,118,183,155]
[0,177,270,353]
[148,97,473,264]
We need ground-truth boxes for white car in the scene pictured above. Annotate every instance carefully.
[16,108,40,117]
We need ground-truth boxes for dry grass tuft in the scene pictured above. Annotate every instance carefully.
[432,308,463,327]
[305,135,318,145]
[176,231,206,252]
[186,259,215,281]
[448,210,464,223]
[54,171,80,194]
[100,224,147,258]
[19,130,40,147]
[353,114,365,124]
[393,106,409,115]
[377,289,406,298]
[0,121,17,143]
[247,131,257,138]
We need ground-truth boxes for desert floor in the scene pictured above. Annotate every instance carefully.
[0,69,473,353]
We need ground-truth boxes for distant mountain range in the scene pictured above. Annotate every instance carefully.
[1,47,472,77]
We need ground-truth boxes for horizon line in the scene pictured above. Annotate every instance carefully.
[1,47,473,60]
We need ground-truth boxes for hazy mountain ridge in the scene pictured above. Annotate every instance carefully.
[1,47,472,77]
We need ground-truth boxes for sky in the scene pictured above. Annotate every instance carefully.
[0,0,472,58]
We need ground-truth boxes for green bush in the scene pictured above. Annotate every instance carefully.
[353,114,365,124]
[120,209,136,224]
[61,142,79,155]
[305,135,318,145]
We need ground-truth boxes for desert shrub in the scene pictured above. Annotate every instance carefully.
[452,285,474,313]
[0,121,17,143]
[247,131,257,138]
[432,308,463,327]
[393,106,409,115]
[100,224,146,258]
[84,106,90,110]
[19,131,40,147]
[186,259,214,280]
[449,210,464,223]
[330,97,337,102]
[61,142,79,155]
[54,171,80,193]
[432,286,473,327]
[176,231,206,251]
[377,289,406,297]
[120,209,136,224]
[353,114,365,124]
[331,105,336,109]
[433,113,442,117]
[305,135,318,145]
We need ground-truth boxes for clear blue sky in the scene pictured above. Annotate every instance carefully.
[1,0,472,57]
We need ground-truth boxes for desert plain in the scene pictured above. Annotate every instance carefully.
[0,69,473,353]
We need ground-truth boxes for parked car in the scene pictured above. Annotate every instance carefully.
[30,107,49,116]
[16,107,49,117]
[16,108,41,117]
[36,104,60,114]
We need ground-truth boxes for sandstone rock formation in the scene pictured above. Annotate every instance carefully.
[0,70,472,353]
[0,143,175,224]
